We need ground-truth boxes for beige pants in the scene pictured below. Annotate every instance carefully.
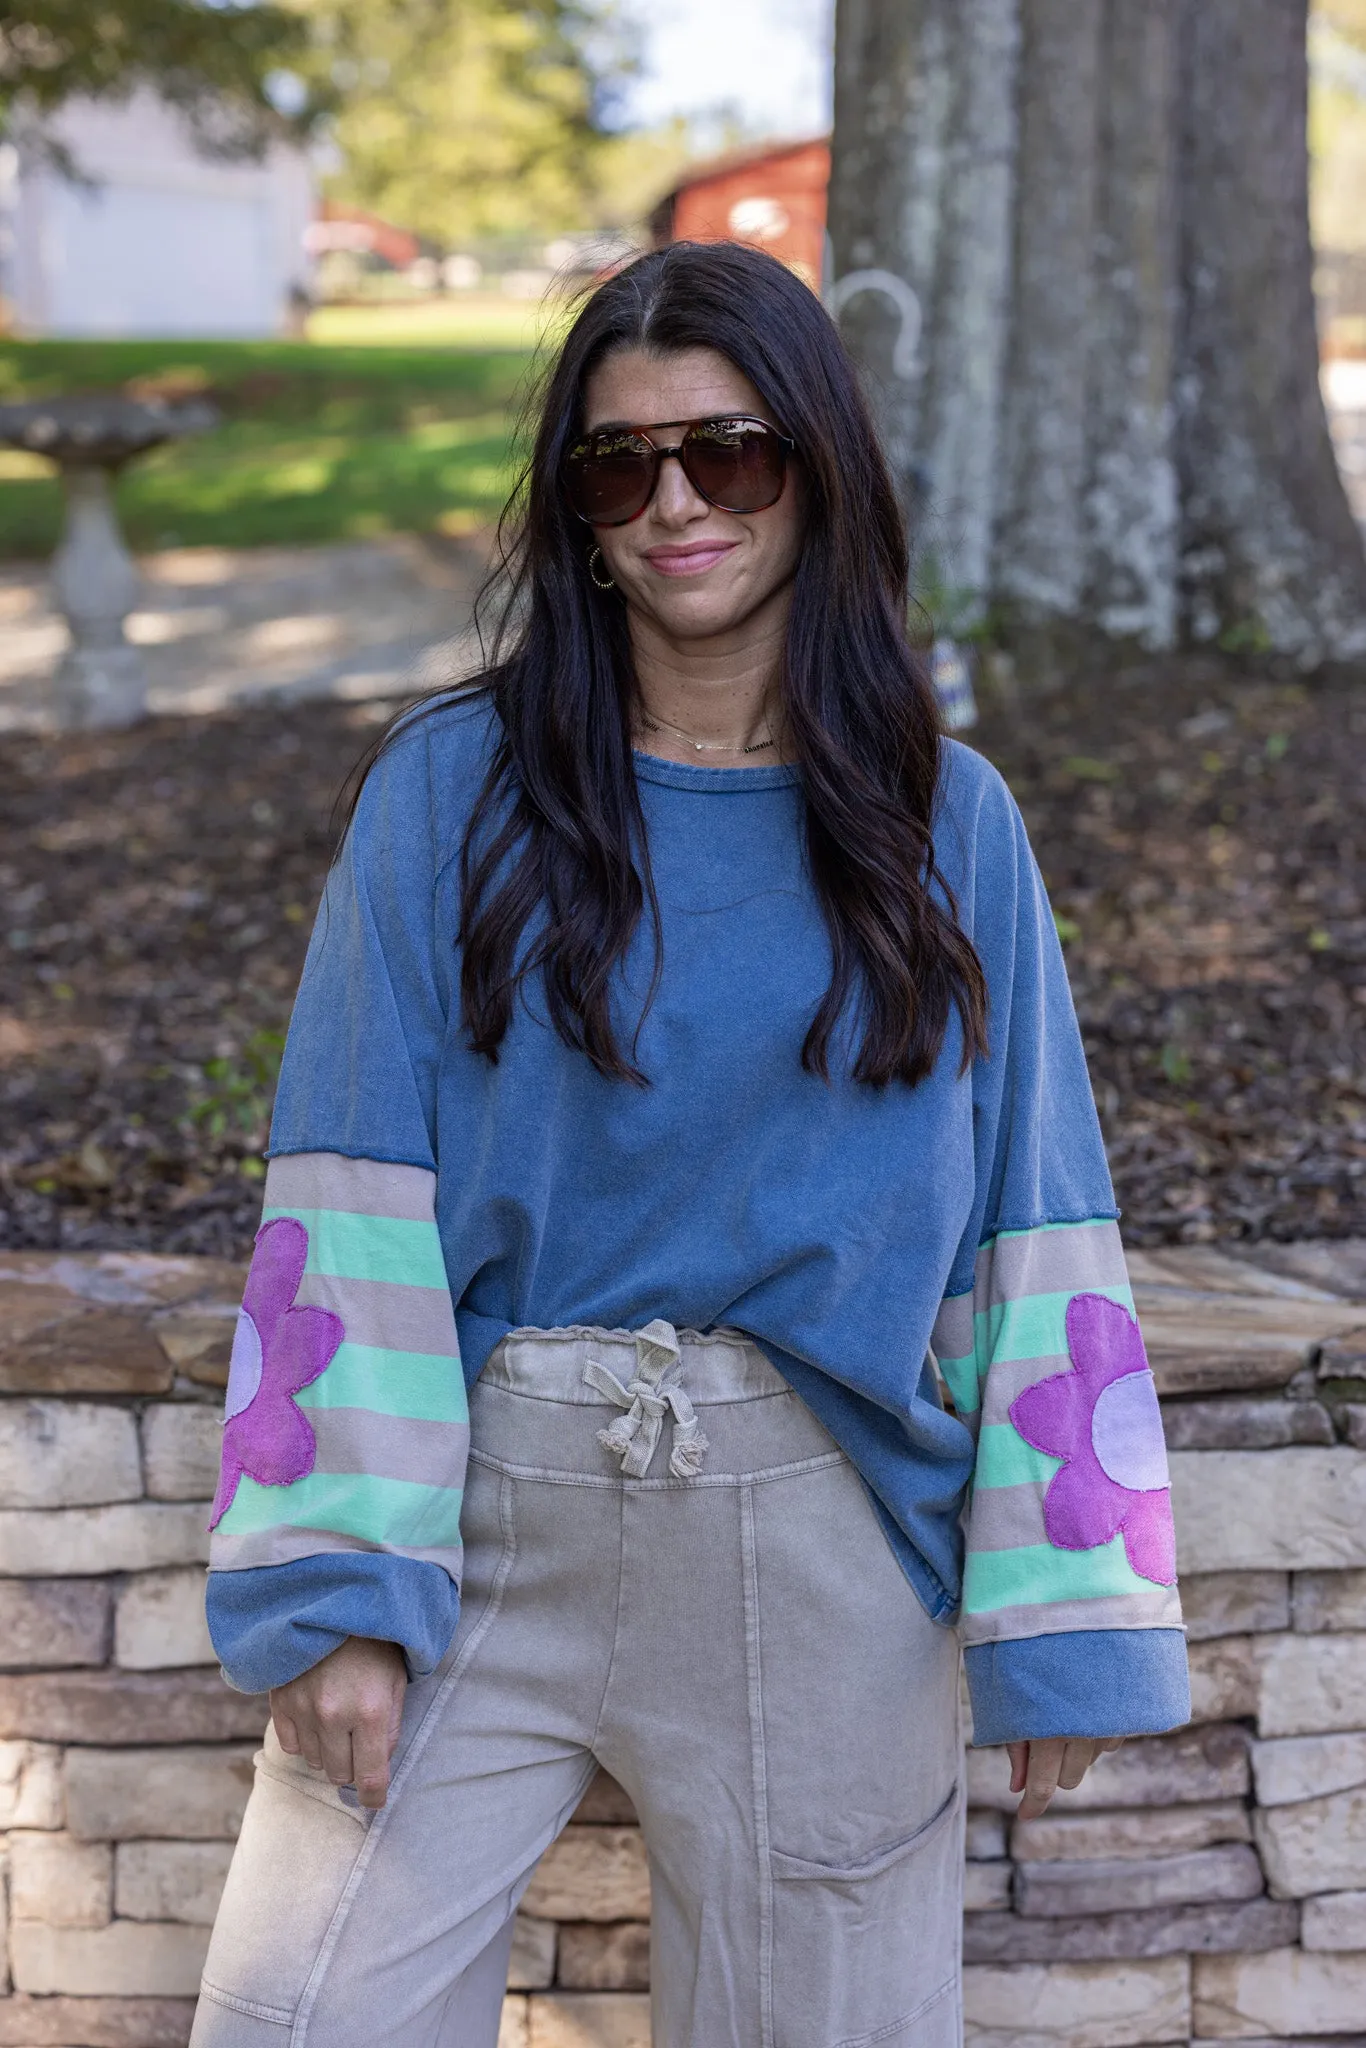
[192,1324,964,2047]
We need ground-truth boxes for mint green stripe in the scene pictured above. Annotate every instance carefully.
[938,1353,982,1417]
[973,1422,1060,1490]
[296,1342,468,1425]
[942,1280,1136,1415]
[217,1469,464,1549]
[263,1207,448,1289]
[962,1534,1149,1615]
[978,1284,1134,1363]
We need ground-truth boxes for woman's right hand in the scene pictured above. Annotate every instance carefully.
[1007,1735,1125,1819]
[270,1636,408,1810]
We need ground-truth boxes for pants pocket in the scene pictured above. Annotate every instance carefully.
[769,1782,963,2048]
[194,1465,520,2045]
[194,1726,370,2034]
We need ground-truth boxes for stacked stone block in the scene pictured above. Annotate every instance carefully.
[2,1241,1366,2047]
[0,1253,662,2048]
[949,1242,1366,2048]
[0,1252,256,2047]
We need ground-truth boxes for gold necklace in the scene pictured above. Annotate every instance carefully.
[636,707,777,756]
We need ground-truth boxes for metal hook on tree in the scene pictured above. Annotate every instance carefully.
[825,269,923,381]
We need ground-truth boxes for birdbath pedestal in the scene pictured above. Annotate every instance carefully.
[0,394,218,729]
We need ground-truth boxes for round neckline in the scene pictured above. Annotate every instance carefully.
[631,747,800,792]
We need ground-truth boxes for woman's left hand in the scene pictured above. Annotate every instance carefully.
[1007,1736,1125,1819]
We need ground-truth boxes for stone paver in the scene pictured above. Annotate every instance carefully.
[0,533,485,733]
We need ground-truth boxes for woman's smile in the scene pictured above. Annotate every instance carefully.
[642,539,740,576]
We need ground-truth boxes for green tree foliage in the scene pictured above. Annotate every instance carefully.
[1311,0,1366,253]
[0,0,313,150]
[0,0,666,246]
[1316,0,1366,50]
[303,0,622,248]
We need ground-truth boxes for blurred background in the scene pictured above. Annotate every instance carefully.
[0,0,1363,1265]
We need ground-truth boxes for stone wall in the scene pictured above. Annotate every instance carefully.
[1,1241,1365,2048]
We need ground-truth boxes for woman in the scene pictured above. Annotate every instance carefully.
[193,241,1189,2048]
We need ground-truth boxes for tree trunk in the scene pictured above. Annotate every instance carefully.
[1177,0,1366,663]
[829,0,1020,609]
[827,0,939,521]
[1084,0,1181,648]
[827,0,1366,667]
[993,0,1104,622]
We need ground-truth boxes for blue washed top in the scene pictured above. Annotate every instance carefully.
[206,691,1188,1746]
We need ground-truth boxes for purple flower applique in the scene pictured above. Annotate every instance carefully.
[1008,1291,1176,1586]
[209,1216,343,1531]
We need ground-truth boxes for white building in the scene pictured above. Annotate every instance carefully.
[1,92,314,339]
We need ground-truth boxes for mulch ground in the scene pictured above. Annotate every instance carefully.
[1,656,1363,1257]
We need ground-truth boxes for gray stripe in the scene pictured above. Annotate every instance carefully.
[931,1295,976,1362]
[933,1220,1129,1363]
[294,1272,458,1356]
[972,1219,1128,1307]
[310,1410,469,1489]
[962,1588,1183,1646]
[969,1480,1050,1553]
[979,1353,1071,1428]
[265,1152,436,1223]
[209,1527,462,1578]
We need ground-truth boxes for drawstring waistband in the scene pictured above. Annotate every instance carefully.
[584,1319,710,1479]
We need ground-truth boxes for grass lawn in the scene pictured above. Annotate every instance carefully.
[0,316,554,555]
[307,292,569,350]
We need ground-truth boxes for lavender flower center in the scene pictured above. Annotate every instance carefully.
[224,1308,264,1422]
[1090,1370,1168,1493]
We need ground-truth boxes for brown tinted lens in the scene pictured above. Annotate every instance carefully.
[564,432,657,524]
[680,419,786,512]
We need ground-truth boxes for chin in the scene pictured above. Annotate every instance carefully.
[658,603,750,640]
[648,576,761,629]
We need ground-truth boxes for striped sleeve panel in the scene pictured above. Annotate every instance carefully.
[933,1218,1183,1649]
[208,1152,468,1583]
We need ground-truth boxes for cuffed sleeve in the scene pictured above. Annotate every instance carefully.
[963,1628,1191,1747]
[934,766,1189,1746]
[206,729,469,1690]
[207,1552,460,1695]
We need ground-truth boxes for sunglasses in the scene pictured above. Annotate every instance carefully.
[563,415,795,527]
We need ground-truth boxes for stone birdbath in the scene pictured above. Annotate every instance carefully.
[0,393,219,729]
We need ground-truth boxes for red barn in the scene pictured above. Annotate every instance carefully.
[649,138,831,291]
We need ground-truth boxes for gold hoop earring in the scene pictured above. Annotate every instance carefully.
[588,546,616,591]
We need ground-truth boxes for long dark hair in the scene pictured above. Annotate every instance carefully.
[362,240,987,1087]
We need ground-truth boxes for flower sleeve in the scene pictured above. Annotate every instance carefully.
[205,728,468,1693]
[932,770,1190,1747]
